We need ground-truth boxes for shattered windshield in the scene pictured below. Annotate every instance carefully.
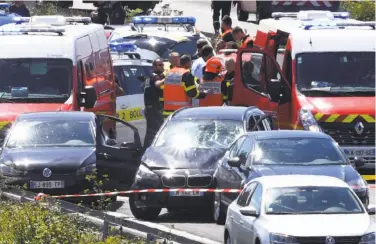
[155,119,244,149]
[296,52,375,96]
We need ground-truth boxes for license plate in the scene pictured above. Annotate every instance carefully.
[170,191,204,197]
[343,148,376,157]
[30,181,64,189]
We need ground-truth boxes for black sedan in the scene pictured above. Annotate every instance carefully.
[129,106,274,220]
[0,112,142,195]
[213,130,369,224]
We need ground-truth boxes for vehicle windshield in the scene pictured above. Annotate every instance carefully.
[0,58,72,103]
[110,34,199,59]
[265,186,364,215]
[155,119,244,149]
[114,65,153,95]
[253,138,346,165]
[296,52,375,96]
[6,120,95,148]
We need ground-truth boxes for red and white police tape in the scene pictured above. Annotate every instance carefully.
[34,185,376,201]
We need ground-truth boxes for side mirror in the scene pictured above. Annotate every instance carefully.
[138,75,146,82]
[120,142,136,150]
[81,86,97,109]
[367,205,375,215]
[228,157,241,168]
[354,157,366,168]
[106,138,117,146]
[240,206,259,217]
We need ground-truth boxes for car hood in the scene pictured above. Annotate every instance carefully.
[1,147,96,171]
[297,95,375,114]
[251,164,360,182]
[142,146,227,170]
[261,214,371,236]
[0,103,70,129]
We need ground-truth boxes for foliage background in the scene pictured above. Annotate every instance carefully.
[341,0,375,21]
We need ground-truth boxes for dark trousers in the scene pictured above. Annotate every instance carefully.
[212,1,232,30]
[143,105,164,151]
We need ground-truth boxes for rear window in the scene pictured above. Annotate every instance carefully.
[114,65,152,95]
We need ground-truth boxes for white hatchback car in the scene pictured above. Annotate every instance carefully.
[225,175,375,244]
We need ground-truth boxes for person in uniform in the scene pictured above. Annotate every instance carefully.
[222,57,235,105]
[196,45,215,80]
[221,15,234,42]
[232,26,254,48]
[143,58,165,150]
[110,1,126,25]
[9,1,30,17]
[163,55,206,118]
[211,1,233,34]
[91,1,111,25]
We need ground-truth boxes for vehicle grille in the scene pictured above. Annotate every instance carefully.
[161,175,186,187]
[319,122,375,146]
[187,175,212,187]
[296,236,361,244]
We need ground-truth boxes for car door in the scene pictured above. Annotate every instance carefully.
[230,182,258,244]
[238,183,263,244]
[218,136,245,205]
[95,114,142,190]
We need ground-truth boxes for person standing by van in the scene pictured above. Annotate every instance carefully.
[110,1,126,25]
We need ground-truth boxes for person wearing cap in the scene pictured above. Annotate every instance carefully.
[163,55,207,118]
[198,56,225,107]
[222,57,235,105]
[221,15,234,42]
[143,58,165,150]
[232,26,254,48]
[9,1,29,17]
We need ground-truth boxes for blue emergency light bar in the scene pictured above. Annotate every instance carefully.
[13,16,30,24]
[109,41,138,53]
[302,21,376,30]
[132,16,196,26]
[0,3,10,8]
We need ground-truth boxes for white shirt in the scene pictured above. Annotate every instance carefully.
[192,57,206,79]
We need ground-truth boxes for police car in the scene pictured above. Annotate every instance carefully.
[0,3,21,26]
[110,42,156,122]
[108,15,213,61]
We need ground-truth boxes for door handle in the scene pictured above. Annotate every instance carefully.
[103,153,109,159]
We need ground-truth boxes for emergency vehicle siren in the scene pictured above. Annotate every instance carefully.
[132,16,196,26]
[0,3,10,9]
[109,41,138,53]
[272,11,350,20]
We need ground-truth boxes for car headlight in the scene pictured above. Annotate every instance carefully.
[360,232,375,244]
[135,164,159,181]
[299,108,322,132]
[0,161,24,176]
[76,163,96,175]
[348,178,368,191]
[270,233,298,244]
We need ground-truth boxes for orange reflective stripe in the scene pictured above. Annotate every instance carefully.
[221,29,232,38]
[199,76,223,107]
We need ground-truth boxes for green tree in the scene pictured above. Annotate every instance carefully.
[341,1,375,21]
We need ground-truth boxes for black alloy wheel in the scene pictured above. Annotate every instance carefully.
[129,195,161,220]
[213,191,226,224]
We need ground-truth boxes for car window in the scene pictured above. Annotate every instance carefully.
[238,137,252,165]
[246,184,263,213]
[240,52,266,95]
[113,65,152,95]
[6,120,95,148]
[229,137,245,158]
[248,114,272,131]
[237,182,257,207]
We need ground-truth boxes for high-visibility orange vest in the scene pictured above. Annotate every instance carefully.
[221,29,232,39]
[198,75,224,107]
[163,67,191,117]
[240,35,254,48]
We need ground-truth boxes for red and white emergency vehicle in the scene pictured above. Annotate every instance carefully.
[232,11,376,174]
[0,15,116,144]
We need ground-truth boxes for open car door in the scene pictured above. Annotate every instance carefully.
[96,115,142,190]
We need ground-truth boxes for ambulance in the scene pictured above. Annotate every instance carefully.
[0,15,116,144]
[232,11,376,174]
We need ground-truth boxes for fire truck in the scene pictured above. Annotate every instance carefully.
[232,11,376,175]
[236,0,340,23]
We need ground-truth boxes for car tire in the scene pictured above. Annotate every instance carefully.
[129,195,161,220]
[225,234,232,244]
[213,192,226,225]
[237,4,249,22]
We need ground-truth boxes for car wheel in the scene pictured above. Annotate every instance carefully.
[129,195,161,220]
[225,234,232,244]
[213,192,226,225]
[237,4,249,21]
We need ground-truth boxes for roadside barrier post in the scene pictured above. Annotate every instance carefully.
[102,214,109,241]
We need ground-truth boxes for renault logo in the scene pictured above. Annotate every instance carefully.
[355,121,365,135]
[325,236,335,244]
[42,168,52,178]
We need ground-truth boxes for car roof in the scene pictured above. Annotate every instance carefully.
[172,106,257,121]
[17,111,96,121]
[246,130,332,140]
[252,175,349,189]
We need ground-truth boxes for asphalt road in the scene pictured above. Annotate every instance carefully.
[112,1,376,243]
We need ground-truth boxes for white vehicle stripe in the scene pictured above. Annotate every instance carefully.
[322,1,332,7]
[284,1,293,6]
[296,1,307,6]
[310,0,321,7]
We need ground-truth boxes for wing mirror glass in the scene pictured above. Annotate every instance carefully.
[240,206,259,217]
[228,157,241,167]
[106,138,117,146]
[354,157,366,168]
[81,86,97,109]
